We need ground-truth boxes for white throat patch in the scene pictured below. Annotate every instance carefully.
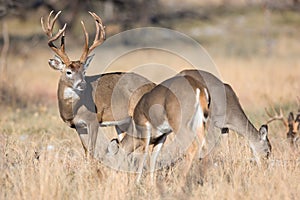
[63,87,80,100]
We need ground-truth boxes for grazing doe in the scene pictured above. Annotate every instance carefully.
[179,69,272,164]
[108,75,210,183]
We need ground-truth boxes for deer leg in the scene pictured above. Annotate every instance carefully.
[149,134,167,184]
[74,120,90,157]
[136,123,151,184]
[75,129,87,156]
[114,117,131,142]
[199,121,221,159]
[115,126,126,142]
[180,139,198,187]
[179,119,205,186]
[79,137,88,157]
[87,122,99,158]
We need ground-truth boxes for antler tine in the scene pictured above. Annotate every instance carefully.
[265,107,288,126]
[41,11,52,35]
[297,96,300,113]
[80,12,106,63]
[41,11,70,65]
[41,11,61,37]
[265,107,277,124]
[89,12,106,44]
[47,23,67,44]
[296,113,300,122]
[80,20,89,62]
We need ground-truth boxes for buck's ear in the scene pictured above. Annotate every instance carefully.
[296,114,300,122]
[83,54,94,70]
[48,55,65,71]
[259,124,268,141]
[288,112,294,124]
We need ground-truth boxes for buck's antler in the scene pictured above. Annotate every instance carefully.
[41,10,70,65]
[80,12,106,63]
[297,96,300,113]
[265,107,288,127]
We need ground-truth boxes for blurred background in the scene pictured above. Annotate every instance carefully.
[0,0,299,122]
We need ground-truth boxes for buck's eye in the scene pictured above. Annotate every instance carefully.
[66,70,72,76]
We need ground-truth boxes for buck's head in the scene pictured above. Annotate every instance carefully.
[48,55,94,91]
[41,11,105,92]
[250,124,272,164]
[287,112,300,139]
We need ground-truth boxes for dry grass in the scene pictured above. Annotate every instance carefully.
[1,110,300,199]
[218,56,300,110]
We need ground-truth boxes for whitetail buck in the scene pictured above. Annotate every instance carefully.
[41,11,155,157]
[265,101,300,147]
[108,75,210,183]
[179,69,272,164]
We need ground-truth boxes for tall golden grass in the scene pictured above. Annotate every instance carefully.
[1,109,299,199]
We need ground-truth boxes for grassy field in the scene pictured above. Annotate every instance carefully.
[1,5,300,200]
[1,106,299,199]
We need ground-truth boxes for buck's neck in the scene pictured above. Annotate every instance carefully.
[57,79,82,126]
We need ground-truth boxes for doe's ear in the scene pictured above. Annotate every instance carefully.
[83,54,94,70]
[48,55,65,71]
[259,124,268,141]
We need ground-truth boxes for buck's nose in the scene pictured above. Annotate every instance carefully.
[75,80,87,91]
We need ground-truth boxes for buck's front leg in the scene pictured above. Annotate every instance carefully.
[73,120,90,157]
[87,121,99,158]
